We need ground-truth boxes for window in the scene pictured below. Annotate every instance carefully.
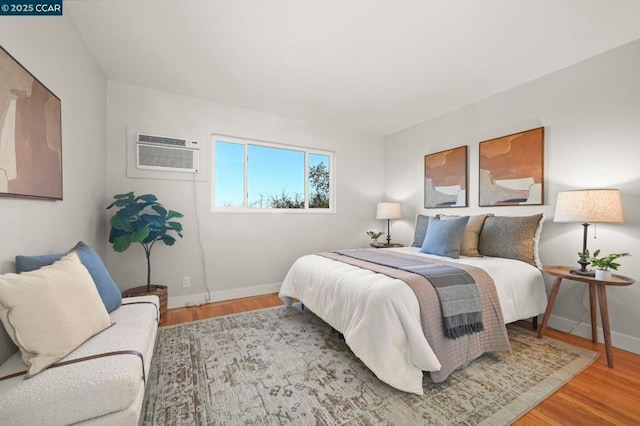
[212,135,334,212]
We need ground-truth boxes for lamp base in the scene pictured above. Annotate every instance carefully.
[570,269,595,277]
[570,259,594,276]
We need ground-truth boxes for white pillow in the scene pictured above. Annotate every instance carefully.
[0,251,111,377]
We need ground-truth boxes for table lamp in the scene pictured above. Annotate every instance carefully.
[376,202,402,246]
[554,189,623,275]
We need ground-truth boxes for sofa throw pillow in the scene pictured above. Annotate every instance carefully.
[0,251,111,377]
[15,241,122,312]
[412,214,431,247]
[420,216,470,259]
[478,213,544,267]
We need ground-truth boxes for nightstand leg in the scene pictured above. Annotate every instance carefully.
[596,284,614,367]
[589,283,598,343]
[538,277,562,338]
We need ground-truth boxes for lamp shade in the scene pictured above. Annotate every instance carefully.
[554,189,623,223]
[376,202,402,220]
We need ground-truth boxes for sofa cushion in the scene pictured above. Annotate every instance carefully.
[0,251,112,377]
[15,241,122,312]
[0,296,159,426]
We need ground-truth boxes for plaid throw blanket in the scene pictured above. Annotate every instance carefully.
[332,249,484,339]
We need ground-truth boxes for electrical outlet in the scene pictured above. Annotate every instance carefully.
[182,276,191,288]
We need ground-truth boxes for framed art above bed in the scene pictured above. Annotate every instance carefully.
[479,127,544,207]
[424,145,467,208]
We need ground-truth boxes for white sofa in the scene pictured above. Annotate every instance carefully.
[0,295,159,425]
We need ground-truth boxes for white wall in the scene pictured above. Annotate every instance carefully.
[0,17,107,361]
[106,81,385,307]
[384,40,640,353]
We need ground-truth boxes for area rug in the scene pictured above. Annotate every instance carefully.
[140,305,597,425]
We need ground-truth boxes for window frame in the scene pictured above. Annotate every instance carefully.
[210,134,335,214]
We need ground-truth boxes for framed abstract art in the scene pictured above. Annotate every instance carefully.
[0,46,62,200]
[478,127,544,207]
[424,145,467,208]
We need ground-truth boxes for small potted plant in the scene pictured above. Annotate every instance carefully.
[589,249,630,281]
[107,192,184,321]
[366,230,384,245]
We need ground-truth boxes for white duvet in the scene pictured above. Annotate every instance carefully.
[278,247,548,395]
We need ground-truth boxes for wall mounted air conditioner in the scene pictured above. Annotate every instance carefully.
[136,133,199,173]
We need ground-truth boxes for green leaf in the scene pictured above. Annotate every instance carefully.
[116,203,146,219]
[141,214,164,228]
[161,235,176,246]
[112,235,132,252]
[166,210,184,220]
[167,221,183,232]
[136,194,158,203]
[114,192,134,200]
[110,214,133,231]
[130,227,151,243]
[143,229,162,244]
[108,228,126,244]
[152,205,167,217]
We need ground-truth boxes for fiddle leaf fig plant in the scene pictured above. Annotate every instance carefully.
[107,192,184,291]
[589,249,630,271]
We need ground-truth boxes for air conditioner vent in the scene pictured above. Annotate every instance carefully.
[138,134,188,147]
[136,133,199,173]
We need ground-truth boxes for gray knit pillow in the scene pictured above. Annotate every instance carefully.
[478,214,544,267]
[412,214,431,247]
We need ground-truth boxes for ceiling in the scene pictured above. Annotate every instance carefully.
[67,0,640,136]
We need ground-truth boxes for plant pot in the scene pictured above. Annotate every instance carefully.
[122,284,168,322]
[595,269,612,281]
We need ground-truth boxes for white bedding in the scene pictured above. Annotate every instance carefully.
[278,247,548,395]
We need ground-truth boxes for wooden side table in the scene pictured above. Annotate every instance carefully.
[537,265,635,367]
[370,243,404,248]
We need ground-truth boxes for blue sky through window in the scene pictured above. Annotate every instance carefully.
[214,138,331,209]
[247,145,304,207]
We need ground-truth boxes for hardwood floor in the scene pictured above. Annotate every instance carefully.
[162,293,284,326]
[163,294,640,424]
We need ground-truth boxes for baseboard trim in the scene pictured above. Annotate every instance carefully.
[168,282,282,309]
[547,314,640,355]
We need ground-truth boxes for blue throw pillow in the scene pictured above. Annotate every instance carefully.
[15,241,122,312]
[420,216,470,259]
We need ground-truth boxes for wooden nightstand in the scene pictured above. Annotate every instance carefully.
[370,242,404,248]
[537,265,635,367]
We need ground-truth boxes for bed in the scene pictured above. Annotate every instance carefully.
[278,213,548,395]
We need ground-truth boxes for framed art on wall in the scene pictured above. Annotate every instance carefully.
[479,127,544,207]
[0,46,62,200]
[424,145,467,208]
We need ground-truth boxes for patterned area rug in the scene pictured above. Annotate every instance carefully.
[140,305,597,425]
